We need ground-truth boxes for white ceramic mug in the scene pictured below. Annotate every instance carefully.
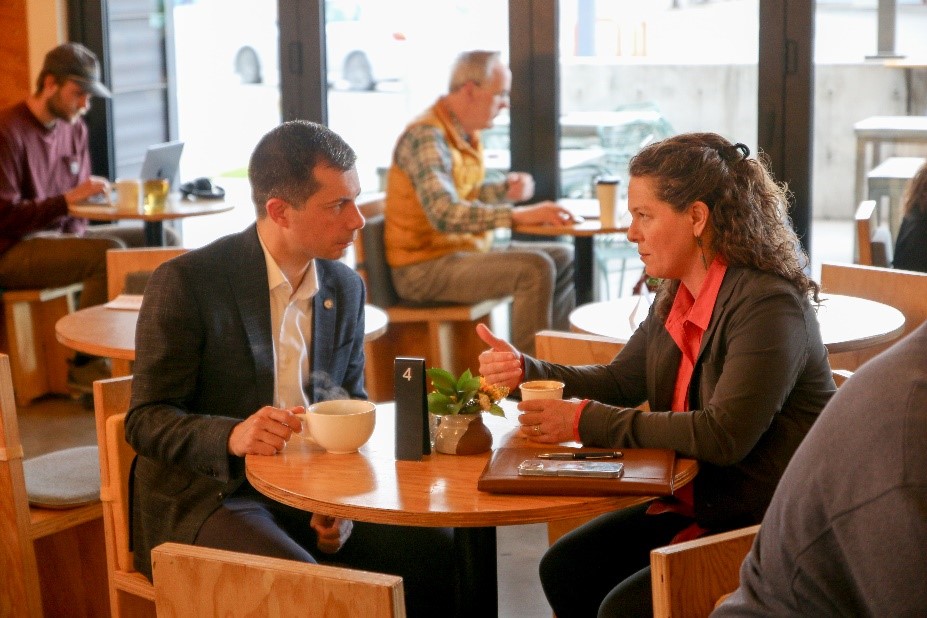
[115,178,142,213]
[596,177,620,228]
[519,380,565,401]
[300,400,376,454]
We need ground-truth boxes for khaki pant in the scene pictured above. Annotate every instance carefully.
[391,240,575,355]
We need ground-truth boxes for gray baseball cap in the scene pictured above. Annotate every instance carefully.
[41,42,112,98]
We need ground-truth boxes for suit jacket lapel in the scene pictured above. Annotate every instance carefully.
[229,225,275,404]
[311,266,338,402]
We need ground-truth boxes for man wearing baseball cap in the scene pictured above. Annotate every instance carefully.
[1,43,139,391]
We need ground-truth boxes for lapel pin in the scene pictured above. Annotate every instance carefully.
[323,298,334,310]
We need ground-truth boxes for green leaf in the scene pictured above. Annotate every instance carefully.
[427,392,452,414]
[457,373,480,393]
[427,367,457,395]
[487,403,505,417]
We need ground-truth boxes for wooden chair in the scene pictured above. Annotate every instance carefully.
[854,200,891,267]
[0,353,109,617]
[0,283,83,406]
[106,247,187,300]
[152,542,406,617]
[650,524,761,618]
[355,198,511,402]
[821,262,927,371]
[535,329,624,366]
[93,375,157,617]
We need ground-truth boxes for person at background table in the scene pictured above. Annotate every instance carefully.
[124,120,454,616]
[714,321,927,616]
[384,49,576,355]
[891,159,927,273]
[478,132,836,617]
[0,42,173,312]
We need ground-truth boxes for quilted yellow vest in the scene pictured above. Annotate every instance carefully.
[384,98,492,268]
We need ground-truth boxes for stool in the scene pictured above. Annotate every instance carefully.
[867,155,926,240]
[0,284,82,406]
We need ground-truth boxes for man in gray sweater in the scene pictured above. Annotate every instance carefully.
[714,321,927,616]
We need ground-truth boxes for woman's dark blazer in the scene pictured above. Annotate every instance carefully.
[523,265,836,530]
[124,224,367,578]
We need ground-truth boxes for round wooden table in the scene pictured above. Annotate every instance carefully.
[70,195,234,246]
[515,198,631,305]
[569,293,906,354]
[246,401,697,616]
[55,303,389,377]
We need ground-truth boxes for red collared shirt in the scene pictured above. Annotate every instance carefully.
[647,256,727,541]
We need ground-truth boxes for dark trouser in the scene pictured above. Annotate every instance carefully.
[0,225,179,309]
[540,503,692,618]
[195,489,455,618]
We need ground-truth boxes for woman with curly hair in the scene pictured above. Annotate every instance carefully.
[478,132,836,617]
[892,160,927,272]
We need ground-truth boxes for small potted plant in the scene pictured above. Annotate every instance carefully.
[426,368,509,455]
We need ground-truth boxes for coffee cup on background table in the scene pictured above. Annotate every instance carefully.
[520,380,565,400]
[115,178,141,213]
[595,177,621,228]
[296,400,376,454]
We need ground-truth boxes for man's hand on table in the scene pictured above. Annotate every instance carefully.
[228,405,304,456]
[65,175,111,206]
[511,201,581,227]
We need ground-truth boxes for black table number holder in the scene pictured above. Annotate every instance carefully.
[394,357,431,461]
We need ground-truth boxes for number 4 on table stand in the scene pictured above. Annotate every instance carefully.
[394,357,431,460]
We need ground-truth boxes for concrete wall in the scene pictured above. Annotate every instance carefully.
[562,62,927,219]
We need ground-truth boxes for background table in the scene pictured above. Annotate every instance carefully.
[56,304,389,377]
[70,196,234,246]
[246,401,697,616]
[853,115,927,210]
[569,293,906,354]
[516,198,631,305]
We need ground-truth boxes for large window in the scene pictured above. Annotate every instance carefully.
[324,0,508,193]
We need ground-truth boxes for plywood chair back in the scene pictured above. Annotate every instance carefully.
[820,262,927,370]
[534,329,624,365]
[0,353,108,617]
[355,196,511,401]
[93,376,157,617]
[106,248,187,300]
[650,524,760,618]
[854,200,891,267]
[152,542,406,617]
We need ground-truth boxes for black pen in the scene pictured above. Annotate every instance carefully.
[537,451,622,460]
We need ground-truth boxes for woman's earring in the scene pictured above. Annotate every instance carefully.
[696,236,708,269]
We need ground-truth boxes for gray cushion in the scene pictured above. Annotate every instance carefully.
[23,445,101,509]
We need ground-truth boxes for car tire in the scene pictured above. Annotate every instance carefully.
[344,51,375,91]
[235,47,263,84]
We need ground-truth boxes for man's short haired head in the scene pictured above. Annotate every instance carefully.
[37,43,112,98]
[448,50,503,93]
[248,120,357,218]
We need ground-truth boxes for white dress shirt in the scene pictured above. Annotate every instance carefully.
[258,232,318,409]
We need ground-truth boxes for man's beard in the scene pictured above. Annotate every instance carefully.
[47,93,88,124]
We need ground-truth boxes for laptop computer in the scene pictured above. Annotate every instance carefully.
[140,141,184,189]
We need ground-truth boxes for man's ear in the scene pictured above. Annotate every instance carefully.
[265,197,291,228]
[690,201,711,237]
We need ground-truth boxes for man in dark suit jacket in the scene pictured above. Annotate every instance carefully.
[125,120,453,616]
